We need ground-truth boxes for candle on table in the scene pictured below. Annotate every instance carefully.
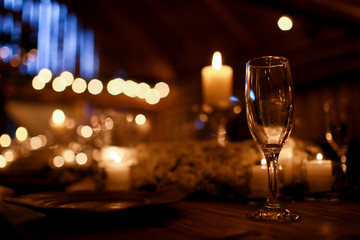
[278,138,295,186]
[201,51,233,109]
[304,153,335,193]
[101,146,132,191]
[104,161,131,191]
[249,158,268,198]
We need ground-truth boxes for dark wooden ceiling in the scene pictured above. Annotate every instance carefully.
[56,0,360,92]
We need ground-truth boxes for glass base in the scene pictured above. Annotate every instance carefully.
[247,206,301,223]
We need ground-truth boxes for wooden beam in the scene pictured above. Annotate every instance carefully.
[202,0,257,48]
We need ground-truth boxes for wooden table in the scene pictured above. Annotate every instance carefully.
[1,186,360,240]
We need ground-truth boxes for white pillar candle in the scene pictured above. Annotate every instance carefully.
[101,146,133,191]
[305,158,335,193]
[201,51,233,109]
[278,138,295,186]
[249,159,268,198]
[104,162,131,191]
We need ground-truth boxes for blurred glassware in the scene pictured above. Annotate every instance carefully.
[324,98,353,182]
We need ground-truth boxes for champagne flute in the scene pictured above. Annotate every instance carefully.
[324,98,352,181]
[245,56,300,222]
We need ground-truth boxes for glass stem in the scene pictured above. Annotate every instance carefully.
[216,117,227,147]
[264,151,280,208]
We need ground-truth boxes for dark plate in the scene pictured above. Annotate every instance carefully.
[5,190,185,215]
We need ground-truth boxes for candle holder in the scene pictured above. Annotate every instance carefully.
[201,101,241,147]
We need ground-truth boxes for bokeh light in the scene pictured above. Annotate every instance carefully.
[0,134,11,147]
[52,109,66,125]
[104,117,114,130]
[0,46,10,59]
[154,82,170,98]
[60,71,74,86]
[135,114,146,125]
[136,82,150,99]
[72,78,87,94]
[30,136,42,150]
[38,68,52,83]
[38,134,47,147]
[80,125,93,138]
[52,77,66,92]
[233,105,242,114]
[126,114,134,122]
[123,80,137,97]
[277,16,293,31]
[63,149,75,163]
[15,127,28,142]
[3,150,15,162]
[0,155,6,168]
[107,78,125,95]
[53,156,65,168]
[32,76,46,90]
[88,79,103,95]
[10,54,21,67]
[75,152,88,165]
[145,89,161,104]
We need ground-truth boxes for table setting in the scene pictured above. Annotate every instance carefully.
[0,52,359,240]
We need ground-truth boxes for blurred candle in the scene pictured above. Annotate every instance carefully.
[249,158,268,198]
[278,138,295,186]
[101,146,132,190]
[104,161,131,191]
[305,154,335,193]
[201,51,233,109]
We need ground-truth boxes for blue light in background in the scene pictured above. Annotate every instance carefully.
[58,3,67,73]
[36,0,51,71]
[229,96,239,102]
[22,0,33,23]
[29,1,39,30]
[4,0,23,12]
[80,28,94,79]
[194,118,205,130]
[249,90,255,101]
[11,21,21,41]
[2,0,98,79]
[0,14,2,36]
[13,0,22,12]
[4,0,13,11]
[63,13,77,73]
[2,13,13,34]
[2,44,12,63]
[49,1,59,74]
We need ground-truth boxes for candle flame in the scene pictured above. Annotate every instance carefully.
[261,158,267,165]
[260,158,267,169]
[212,51,222,70]
[52,109,65,125]
[316,153,323,161]
[110,151,122,163]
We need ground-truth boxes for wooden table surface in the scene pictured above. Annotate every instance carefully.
[1,186,360,240]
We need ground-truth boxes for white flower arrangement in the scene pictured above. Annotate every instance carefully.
[131,140,262,197]
[131,138,323,198]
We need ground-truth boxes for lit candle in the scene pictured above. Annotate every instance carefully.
[104,161,131,191]
[201,51,233,109]
[101,146,133,191]
[304,153,335,193]
[278,138,295,186]
[49,109,66,129]
[249,158,268,198]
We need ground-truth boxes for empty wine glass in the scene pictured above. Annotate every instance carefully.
[245,56,300,222]
[324,98,352,180]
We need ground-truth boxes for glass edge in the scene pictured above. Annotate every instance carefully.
[246,56,289,68]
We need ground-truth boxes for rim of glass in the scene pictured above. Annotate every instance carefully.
[247,56,289,68]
